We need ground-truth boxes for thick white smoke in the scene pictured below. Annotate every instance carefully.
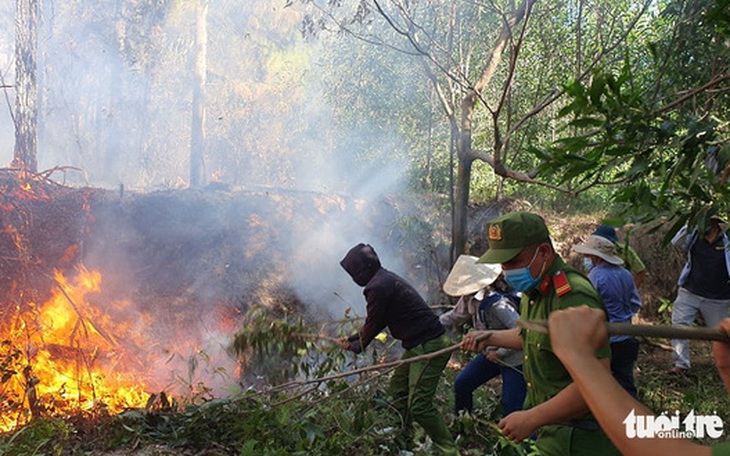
[1,1,442,397]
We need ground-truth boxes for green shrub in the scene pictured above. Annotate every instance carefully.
[0,417,70,456]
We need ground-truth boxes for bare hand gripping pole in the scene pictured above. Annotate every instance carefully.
[516,319,730,343]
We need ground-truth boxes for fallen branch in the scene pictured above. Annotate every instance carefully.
[639,338,673,352]
[517,320,730,342]
[54,280,118,347]
[291,333,342,344]
[256,332,493,396]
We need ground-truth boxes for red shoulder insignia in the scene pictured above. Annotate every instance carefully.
[553,270,572,297]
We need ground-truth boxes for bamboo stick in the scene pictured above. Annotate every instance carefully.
[516,319,730,343]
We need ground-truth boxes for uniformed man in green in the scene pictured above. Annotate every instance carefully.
[461,211,620,456]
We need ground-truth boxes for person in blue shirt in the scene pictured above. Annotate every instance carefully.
[592,224,647,288]
[573,234,642,397]
[670,215,730,374]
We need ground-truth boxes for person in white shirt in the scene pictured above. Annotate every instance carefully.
[440,255,525,417]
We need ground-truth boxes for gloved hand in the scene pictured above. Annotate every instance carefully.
[339,336,363,353]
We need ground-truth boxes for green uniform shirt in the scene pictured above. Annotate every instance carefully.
[714,440,730,456]
[520,256,619,456]
[615,243,646,274]
[521,256,611,411]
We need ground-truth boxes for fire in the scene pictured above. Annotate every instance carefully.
[0,267,150,432]
[0,170,243,433]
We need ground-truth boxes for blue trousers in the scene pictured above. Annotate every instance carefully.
[453,354,526,417]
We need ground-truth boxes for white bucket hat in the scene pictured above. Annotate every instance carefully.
[572,235,624,266]
[443,254,502,297]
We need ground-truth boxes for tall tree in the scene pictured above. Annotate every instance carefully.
[190,0,208,188]
[451,0,535,260]
[13,0,39,172]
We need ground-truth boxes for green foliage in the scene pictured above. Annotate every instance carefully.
[231,304,356,386]
[450,408,540,456]
[0,307,533,454]
[534,0,730,231]
[656,297,674,322]
[600,108,721,228]
[3,311,730,454]
[0,417,70,456]
[113,387,400,454]
[470,162,503,204]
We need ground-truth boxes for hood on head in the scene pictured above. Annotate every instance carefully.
[340,243,381,286]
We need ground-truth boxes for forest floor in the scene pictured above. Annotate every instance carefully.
[77,343,729,456]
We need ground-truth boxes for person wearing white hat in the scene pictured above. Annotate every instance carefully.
[573,235,642,397]
[440,255,525,417]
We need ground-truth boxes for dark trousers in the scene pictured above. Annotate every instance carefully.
[610,338,639,398]
[453,354,526,417]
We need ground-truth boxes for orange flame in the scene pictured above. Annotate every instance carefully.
[0,173,241,433]
[0,267,150,432]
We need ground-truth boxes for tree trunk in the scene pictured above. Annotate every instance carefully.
[453,152,472,258]
[189,0,208,188]
[102,0,125,182]
[453,91,477,259]
[448,114,459,263]
[451,0,534,260]
[13,0,39,172]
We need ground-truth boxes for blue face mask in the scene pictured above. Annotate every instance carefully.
[503,248,543,292]
[583,257,594,272]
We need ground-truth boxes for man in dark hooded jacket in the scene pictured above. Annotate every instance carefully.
[340,243,457,455]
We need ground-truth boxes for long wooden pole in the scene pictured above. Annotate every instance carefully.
[259,322,730,397]
[517,320,730,342]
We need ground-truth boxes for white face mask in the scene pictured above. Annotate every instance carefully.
[582,257,594,272]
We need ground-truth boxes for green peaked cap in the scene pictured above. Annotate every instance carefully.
[477,212,550,264]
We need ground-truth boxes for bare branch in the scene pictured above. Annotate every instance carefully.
[421,60,455,118]
[367,0,474,92]
[653,73,730,116]
[472,148,570,193]
[493,1,532,118]
[0,66,16,126]
[473,0,533,96]
[309,2,425,57]
[371,0,427,54]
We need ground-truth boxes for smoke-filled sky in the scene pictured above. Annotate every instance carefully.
[0,1,421,194]
[0,2,13,159]
[0,1,447,392]
[0,1,434,259]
